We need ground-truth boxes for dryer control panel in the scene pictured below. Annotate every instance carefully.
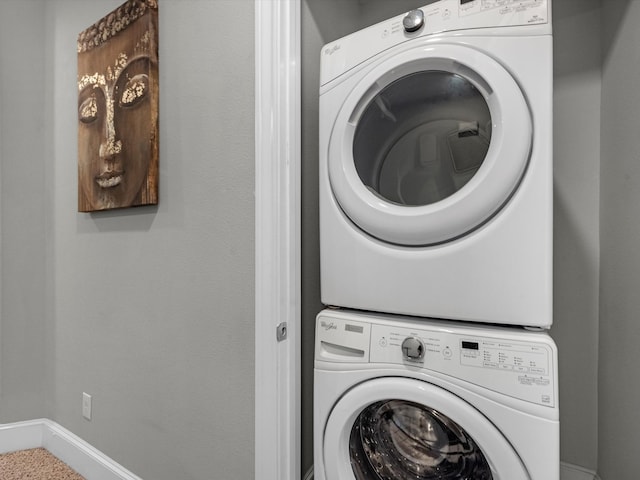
[458,0,548,20]
[316,312,557,408]
[320,0,551,86]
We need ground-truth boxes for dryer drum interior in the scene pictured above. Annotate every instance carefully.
[353,71,492,207]
[349,399,493,479]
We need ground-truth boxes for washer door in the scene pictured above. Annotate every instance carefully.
[328,43,532,245]
[322,378,529,480]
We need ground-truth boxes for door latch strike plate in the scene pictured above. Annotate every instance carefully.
[276,322,288,342]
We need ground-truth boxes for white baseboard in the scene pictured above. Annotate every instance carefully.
[561,461,600,480]
[0,419,142,480]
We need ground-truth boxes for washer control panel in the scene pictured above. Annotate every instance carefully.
[316,313,556,407]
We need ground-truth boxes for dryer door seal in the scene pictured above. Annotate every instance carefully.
[327,43,532,246]
[322,377,530,480]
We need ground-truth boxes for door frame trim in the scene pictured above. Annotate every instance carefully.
[255,1,301,479]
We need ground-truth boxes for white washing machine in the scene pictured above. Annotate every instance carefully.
[314,309,559,480]
[319,0,553,327]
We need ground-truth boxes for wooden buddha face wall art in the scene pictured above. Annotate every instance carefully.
[77,0,159,212]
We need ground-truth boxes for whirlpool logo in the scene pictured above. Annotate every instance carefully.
[320,320,337,331]
[324,44,341,56]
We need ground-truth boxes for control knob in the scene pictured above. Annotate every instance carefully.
[403,9,425,33]
[401,337,425,360]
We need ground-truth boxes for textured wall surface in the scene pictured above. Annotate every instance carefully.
[0,0,49,422]
[1,1,255,479]
[552,0,602,470]
[599,1,640,478]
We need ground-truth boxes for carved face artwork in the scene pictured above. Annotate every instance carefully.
[77,0,158,212]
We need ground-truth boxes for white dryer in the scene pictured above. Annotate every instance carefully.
[319,0,553,327]
[314,309,559,480]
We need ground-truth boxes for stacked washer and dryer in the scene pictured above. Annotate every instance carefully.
[314,1,558,479]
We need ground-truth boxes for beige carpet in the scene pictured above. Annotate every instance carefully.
[0,447,85,479]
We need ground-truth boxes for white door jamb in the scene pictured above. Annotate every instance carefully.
[255,1,301,479]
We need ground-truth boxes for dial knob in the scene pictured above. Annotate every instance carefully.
[403,9,425,33]
[401,337,425,360]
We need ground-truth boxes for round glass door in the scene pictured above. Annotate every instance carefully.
[353,71,491,207]
[322,378,529,480]
[327,43,532,246]
[349,400,492,479]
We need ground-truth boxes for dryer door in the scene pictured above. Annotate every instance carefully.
[328,43,532,246]
[322,377,529,480]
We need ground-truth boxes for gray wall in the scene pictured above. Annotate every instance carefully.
[599,1,640,478]
[1,1,255,479]
[552,0,602,470]
[0,0,49,421]
[300,2,325,474]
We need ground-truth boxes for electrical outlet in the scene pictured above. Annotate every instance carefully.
[82,392,92,420]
